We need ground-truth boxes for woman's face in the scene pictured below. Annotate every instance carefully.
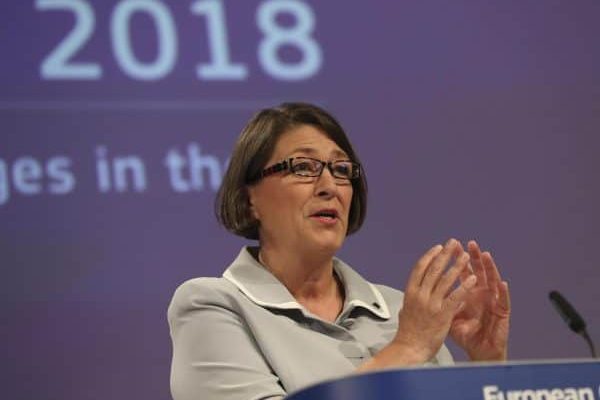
[248,125,354,257]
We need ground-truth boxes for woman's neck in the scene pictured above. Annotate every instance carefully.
[258,245,344,322]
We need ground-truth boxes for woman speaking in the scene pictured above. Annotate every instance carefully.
[168,102,510,400]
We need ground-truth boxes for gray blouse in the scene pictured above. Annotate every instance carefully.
[168,247,453,400]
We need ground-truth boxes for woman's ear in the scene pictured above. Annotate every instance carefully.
[247,186,260,220]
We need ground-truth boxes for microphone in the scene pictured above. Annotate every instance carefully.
[549,290,597,358]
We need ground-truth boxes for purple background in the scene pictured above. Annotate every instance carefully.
[1,1,599,399]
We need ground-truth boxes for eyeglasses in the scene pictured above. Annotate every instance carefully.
[258,157,361,181]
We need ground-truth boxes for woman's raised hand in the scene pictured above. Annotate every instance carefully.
[391,239,477,364]
[449,240,511,361]
[359,238,510,371]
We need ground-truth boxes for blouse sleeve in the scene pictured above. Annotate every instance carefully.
[168,279,286,400]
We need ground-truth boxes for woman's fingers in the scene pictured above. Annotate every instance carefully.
[445,274,478,311]
[497,281,511,313]
[482,251,502,290]
[406,243,443,291]
[420,239,461,292]
[408,239,475,309]
[395,239,483,362]
[468,240,488,287]
[432,252,471,299]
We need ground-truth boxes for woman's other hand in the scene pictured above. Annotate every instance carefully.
[449,240,511,361]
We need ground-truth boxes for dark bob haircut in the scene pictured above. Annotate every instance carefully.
[215,102,368,240]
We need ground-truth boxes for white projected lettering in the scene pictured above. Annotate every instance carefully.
[95,146,147,192]
[164,143,224,192]
[257,0,322,81]
[47,157,76,194]
[0,144,227,207]
[35,0,102,80]
[191,0,248,80]
[13,157,44,195]
[0,155,76,206]
[111,0,177,80]
[36,0,322,81]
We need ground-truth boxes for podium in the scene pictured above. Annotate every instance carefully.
[287,360,600,400]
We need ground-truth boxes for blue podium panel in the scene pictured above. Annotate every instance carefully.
[287,360,600,400]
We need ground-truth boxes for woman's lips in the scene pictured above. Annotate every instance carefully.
[311,217,337,226]
[310,209,339,218]
[308,208,340,225]
[309,213,338,225]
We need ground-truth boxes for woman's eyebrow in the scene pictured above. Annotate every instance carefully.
[330,149,349,159]
[287,147,349,159]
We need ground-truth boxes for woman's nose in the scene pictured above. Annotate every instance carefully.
[314,167,338,198]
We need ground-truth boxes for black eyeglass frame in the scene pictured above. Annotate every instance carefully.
[256,157,361,181]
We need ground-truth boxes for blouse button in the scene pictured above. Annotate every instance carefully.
[341,319,355,328]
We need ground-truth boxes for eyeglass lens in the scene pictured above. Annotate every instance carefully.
[290,158,357,179]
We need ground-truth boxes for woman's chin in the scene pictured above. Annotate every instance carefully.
[305,235,345,255]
